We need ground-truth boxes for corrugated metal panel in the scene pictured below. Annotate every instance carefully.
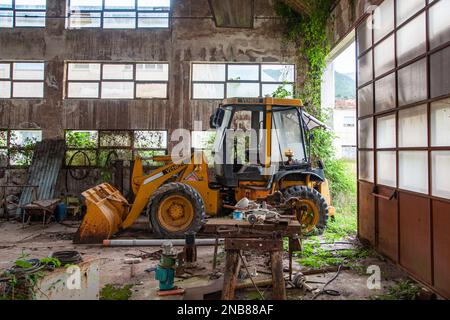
[17,140,65,212]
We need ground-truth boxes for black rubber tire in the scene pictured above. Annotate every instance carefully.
[147,182,205,238]
[283,185,329,235]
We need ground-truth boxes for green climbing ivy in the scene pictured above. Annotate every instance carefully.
[274,0,355,199]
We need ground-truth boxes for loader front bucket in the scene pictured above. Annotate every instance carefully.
[74,183,130,244]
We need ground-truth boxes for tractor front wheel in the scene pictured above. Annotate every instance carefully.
[283,186,329,235]
[148,183,205,238]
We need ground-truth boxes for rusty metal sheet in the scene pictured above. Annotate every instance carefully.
[376,186,398,262]
[399,192,432,285]
[432,200,450,299]
[358,181,375,245]
[225,238,283,252]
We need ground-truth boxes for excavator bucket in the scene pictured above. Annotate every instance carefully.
[73,183,130,244]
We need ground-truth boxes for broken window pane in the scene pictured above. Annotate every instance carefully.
[102,64,134,80]
[136,64,168,81]
[134,150,166,167]
[99,149,133,167]
[0,81,11,98]
[193,83,224,99]
[9,150,34,166]
[399,151,428,194]
[103,12,136,29]
[262,84,293,98]
[134,131,167,149]
[13,62,44,80]
[226,83,259,98]
[261,65,295,83]
[68,82,99,98]
[10,130,42,148]
[138,12,169,28]
[68,63,101,81]
[192,64,225,82]
[13,82,44,98]
[192,131,216,149]
[65,150,97,166]
[228,65,259,81]
[101,82,134,99]
[66,130,98,148]
[136,83,167,99]
[99,131,132,147]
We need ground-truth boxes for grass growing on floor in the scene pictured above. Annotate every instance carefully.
[100,284,133,300]
[371,280,421,300]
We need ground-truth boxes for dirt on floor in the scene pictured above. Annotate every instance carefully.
[0,218,425,300]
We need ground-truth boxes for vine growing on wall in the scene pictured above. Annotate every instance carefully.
[274,0,355,199]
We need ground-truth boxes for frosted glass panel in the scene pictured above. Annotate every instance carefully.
[358,51,372,86]
[432,151,450,199]
[228,65,259,81]
[68,64,101,81]
[357,18,372,54]
[399,151,428,194]
[397,13,426,66]
[192,64,225,81]
[0,81,11,98]
[136,83,167,99]
[68,82,99,98]
[226,83,259,98]
[358,84,373,117]
[377,151,397,187]
[431,98,450,146]
[375,73,395,113]
[101,82,134,99]
[373,0,394,43]
[396,0,425,26]
[430,46,450,98]
[374,34,395,77]
[429,0,450,49]
[377,114,396,149]
[359,151,374,183]
[102,64,133,80]
[358,118,373,149]
[13,82,43,98]
[193,83,224,99]
[399,104,427,147]
[398,58,427,106]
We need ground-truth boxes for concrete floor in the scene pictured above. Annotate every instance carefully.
[0,219,415,300]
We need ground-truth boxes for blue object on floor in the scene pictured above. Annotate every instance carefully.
[54,203,67,222]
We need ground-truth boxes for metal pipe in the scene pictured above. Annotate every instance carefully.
[103,238,224,247]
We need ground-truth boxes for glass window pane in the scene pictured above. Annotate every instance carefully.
[13,63,44,80]
[103,12,136,29]
[358,84,373,117]
[376,114,396,149]
[429,0,450,49]
[192,64,225,82]
[0,63,10,78]
[136,83,167,98]
[373,0,394,43]
[398,104,427,147]
[9,150,34,166]
[99,149,133,166]
[104,0,135,9]
[99,131,132,147]
[261,65,295,82]
[69,12,101,28]
[0,81,11,98]
[262,84,293,98]
[0,149,7,167]
[13,82,43,98]
[68,63,100,81]
[398,58,427,106]
[430,46,450,98]
[69,0,102,10]
[0,130,6,146]
[374,34,395,77]
[358,51,372,86]
[136,64,168,81]
[375,73,396,113]
[101,82,134,99]
[0,0,12,9]
[68,82,99,98]
[65,150,97,166]
[397,13,426,66]
[193,83,224,99]
[359,151,374,183]
[228,65,259,81]
[431,98,450,147]
[138,0,171,10]
[432,151,450,199]
[15,11,46,27]
[138,12,169,28]
[10,130,42,147]
[377,151,396,187]
[396,0,425,26]
[358,118,373,149]
[0,10,13,28]
[357,18,372,54]
[66,130,98,148]
[134,131,167,149]
[102,64,134,80]
[15,0,46,10]
[399,151,428,194]
[226,83,259,98]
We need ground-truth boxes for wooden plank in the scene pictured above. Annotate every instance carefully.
[221,249,241,300]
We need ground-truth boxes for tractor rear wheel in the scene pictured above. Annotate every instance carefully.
[147,182,205,238]
[283,186,329,235]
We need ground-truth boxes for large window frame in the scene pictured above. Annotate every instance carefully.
[66,0,171,29]
[190,62,296,100]
[0,129,42,167]
[0,0,47,28]
[0,61,45,99]
[65,61,169,100]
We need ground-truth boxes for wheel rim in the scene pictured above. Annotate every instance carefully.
[295,199,320,234]
[157,195,194,232]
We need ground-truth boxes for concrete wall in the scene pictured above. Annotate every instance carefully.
[0,0,296,141]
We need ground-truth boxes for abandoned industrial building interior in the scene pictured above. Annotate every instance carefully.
[0,0,449,304]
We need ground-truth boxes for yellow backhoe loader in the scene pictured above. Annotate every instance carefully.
[74,98,335,244]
